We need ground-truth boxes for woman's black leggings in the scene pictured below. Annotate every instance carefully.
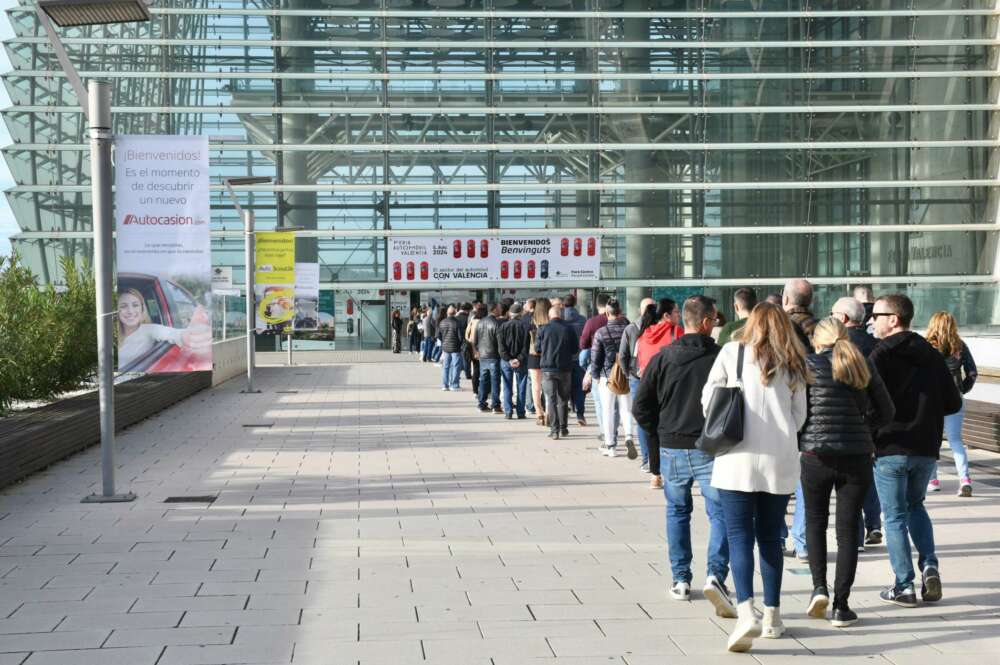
[800,453,873,609]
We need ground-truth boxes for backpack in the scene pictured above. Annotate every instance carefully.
[607,359,631,395]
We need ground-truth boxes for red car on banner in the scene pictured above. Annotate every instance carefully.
[117,272,212,373]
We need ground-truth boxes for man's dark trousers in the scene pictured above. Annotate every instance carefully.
[542,370,571,434]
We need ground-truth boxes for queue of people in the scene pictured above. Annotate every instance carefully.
[402,282,977,653]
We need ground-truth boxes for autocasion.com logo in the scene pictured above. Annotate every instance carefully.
[122,213,205,226]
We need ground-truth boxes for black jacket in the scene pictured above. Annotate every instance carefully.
[870,331,963,459]
[455,311,470,346]
[632,334,720,450]
[799,350,895,456]
[437,316,463,353]
[788,308,817,353]
[538,318,579,372]
[498,317,531,366]
[590,317,629,379]
[847,326,877,357]
[942,343,977,395]
[475,315,501,360]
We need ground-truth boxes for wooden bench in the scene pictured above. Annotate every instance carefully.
[962,399,1000,454]
[0,372,211,490]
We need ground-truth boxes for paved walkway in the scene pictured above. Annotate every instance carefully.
[1,355,998,665]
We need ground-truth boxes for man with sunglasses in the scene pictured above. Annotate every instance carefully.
[869,294,961,608]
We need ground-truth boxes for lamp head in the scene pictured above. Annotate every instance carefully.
[38,0,151,28]
[224,176,273,186]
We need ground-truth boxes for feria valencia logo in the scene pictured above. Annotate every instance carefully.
[122,213,205,226]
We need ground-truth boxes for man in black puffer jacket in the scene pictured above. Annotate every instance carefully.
[437,306,464,391]
[498,303,531,419]
[632,295,736,616]
[869,294,961,608]
[588,299,632,457]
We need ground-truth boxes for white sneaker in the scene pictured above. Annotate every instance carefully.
[703,575,737,618]
[669,581,691,601]
[727,599,762,653]
[761,606,785,639]
[603,446,616,457]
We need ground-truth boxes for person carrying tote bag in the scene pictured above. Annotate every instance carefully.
[700,302,809,653]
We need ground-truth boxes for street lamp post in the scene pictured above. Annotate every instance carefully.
[36,0,151,503]
[223,176,273,394]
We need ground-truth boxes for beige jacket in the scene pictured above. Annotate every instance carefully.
[701,342,807,495]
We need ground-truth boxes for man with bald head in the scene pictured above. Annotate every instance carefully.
[537,305,579,439]
[783,278,818,351]
[831,296,877,357]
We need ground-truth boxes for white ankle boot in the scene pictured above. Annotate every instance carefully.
[727,599,762,652]
[761,605,785,638]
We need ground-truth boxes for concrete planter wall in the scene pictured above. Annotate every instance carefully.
[0,337,249,490]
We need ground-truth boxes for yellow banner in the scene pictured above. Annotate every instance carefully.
[255,232,296,284]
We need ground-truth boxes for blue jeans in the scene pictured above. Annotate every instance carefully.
[630,376,649,465]
[858,479,882,544]
[791,482,807,556]
[478,358,501,410]
[935,406,970,481]
[421,337,434,362]
[571,359,586,420]
[431,340,442,362]
[580,349,602,429]
[500,360,528,417]
[442,351,462,390]
[662,449,729,585]
[718,489,790,606]
[874,455,939,590]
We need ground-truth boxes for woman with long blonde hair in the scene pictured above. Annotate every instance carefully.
[117,287,211,370]
[528,297,552,426]
[702,302,809,652]
[798,318,894,629]
[924,311,978,496]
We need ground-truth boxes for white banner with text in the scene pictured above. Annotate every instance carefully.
[115,135,211,373]
[388,235,600,283]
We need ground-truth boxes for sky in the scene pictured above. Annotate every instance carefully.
[0,0,17,258]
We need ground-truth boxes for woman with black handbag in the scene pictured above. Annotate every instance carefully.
[799,318,895,628]
[700,302,809,653]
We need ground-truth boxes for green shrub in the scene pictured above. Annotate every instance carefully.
[0,253,98,414]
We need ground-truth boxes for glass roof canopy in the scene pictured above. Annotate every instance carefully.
[3,0,1000,326]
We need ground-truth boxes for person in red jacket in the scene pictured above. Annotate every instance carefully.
[636,298,682,371]
[632,298,682,487]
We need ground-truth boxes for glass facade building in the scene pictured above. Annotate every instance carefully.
[4,0,1000,332]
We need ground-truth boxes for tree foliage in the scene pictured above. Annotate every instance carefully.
[0,253,98,414]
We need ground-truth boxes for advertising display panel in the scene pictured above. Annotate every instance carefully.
[255,232,296,334]
[388,236,497,283]
[497,236,601,282]
[388,235,600,283]
[293,262,320,331]
[115,135,212,373]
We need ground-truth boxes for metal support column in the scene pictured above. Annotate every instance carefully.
[82,80,135,503]
[243,209,260,393]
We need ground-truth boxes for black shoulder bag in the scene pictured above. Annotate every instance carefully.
[697,344,746,457]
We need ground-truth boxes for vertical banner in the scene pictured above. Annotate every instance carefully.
[115,135,211,373]
[293,262,320,331]
[255,232,296,334]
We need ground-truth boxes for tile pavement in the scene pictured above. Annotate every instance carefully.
[0,353,998,664]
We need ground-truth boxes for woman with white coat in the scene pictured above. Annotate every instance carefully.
[701,302,809,653]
